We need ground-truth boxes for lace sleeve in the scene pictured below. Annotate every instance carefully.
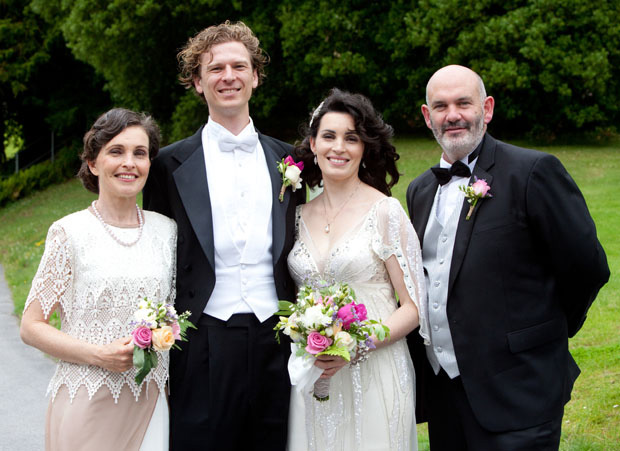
[24,222,73,320]
[372,198,430,344]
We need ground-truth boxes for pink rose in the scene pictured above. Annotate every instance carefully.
[355,303,368,322]
[171,321,181,340]
[471,179,491,197]
[132,326,152,349]
[305,331,333,354]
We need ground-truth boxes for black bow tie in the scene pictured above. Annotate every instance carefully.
[431,160,471,186]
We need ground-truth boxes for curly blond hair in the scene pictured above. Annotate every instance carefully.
[178,21,268,96]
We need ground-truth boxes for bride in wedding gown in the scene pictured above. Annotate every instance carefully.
[287,89,429,451]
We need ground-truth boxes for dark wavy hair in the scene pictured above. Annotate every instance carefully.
[78,108,161,194]
[294,88,400,196]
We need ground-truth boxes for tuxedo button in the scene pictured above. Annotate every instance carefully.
[433,303,439,309]
[436,346,443,353]
[433,325,439,331]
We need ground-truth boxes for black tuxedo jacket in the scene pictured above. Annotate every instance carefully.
[143,126,302,325]
[406,134,609,432]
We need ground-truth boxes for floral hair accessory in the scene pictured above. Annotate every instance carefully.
[459,176,492,220]
[277,156,304,202]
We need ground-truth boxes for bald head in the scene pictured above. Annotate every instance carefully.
[421,65,494,162]
[425,65,486,105]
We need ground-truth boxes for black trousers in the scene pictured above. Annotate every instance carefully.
[169,313,291,451]
[427,369,563,451]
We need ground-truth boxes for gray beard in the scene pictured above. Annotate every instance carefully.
[433,116,485,162]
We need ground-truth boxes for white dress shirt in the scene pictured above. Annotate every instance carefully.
[434,154,478,226]
[201,118,279,322]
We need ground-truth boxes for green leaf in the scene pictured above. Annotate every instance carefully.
[275,300,294,316]
[317,347,351,361]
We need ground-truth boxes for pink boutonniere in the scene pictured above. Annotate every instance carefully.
[277,156,304,202]
[459,177,492,220]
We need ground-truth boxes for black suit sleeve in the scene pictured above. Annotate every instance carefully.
[526,154,609,336]
[143,155,171,217]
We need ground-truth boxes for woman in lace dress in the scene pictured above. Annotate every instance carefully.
[287,89,429,450]
[20,108,176,451]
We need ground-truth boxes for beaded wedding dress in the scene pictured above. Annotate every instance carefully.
[24,209,176,451]
[287,197,428,451]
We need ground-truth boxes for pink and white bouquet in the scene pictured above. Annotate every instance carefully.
[130,298,195,385]
[275,282,389,401]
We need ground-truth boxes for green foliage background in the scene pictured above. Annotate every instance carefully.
[2,0,618,161]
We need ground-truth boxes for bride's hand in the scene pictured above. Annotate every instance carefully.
[314,354,348,378]
[93,336,135,373]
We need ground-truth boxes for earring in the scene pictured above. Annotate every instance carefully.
[314,154,317,165]
[362,161,366,169]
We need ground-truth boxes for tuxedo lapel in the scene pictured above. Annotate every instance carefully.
[172,129,215,271]
[260,134,290,264]
[448,135,496,293]
[412,173,439,246]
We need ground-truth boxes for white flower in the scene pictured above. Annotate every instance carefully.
[138,299,149,309]
[299,305,331,329]
[335,331,357,351]
[289,329,302,342]
[134,307,157,328]
[284,165,302,190]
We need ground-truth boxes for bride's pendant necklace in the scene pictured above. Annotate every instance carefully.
[91,200,144,247]
[322,180,362,233]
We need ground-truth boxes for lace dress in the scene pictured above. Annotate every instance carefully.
[287,197,429,451]
[24,209,176,451]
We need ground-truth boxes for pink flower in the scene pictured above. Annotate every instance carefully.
[132,326,152,349]
[337,303,358,330]
[171,321,181,340]
[284,155,304,171]
[305,331,333,354]
[471,179,491,197]
[355,303,368,321]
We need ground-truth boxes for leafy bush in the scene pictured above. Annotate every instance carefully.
[0,146,79,207]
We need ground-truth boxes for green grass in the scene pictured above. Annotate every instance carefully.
[1,137,618,450]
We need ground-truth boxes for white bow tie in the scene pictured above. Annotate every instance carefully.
[218,132,259,153]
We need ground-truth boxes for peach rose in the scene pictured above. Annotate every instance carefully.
[151,326,175,351]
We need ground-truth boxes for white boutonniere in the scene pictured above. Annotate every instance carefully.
[277,156,304,202]
[459,177,492,220]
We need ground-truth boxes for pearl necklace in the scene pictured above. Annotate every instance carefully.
[91,200,144,247]
[322,180,361,233]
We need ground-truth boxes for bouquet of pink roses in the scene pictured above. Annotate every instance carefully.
[130,298,195,385]
[275,282,389,401]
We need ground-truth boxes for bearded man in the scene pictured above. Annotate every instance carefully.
[406,65,609,450]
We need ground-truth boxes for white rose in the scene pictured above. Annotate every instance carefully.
[300,305,331,329]
[335,331,357,352]
[284,165,302,190]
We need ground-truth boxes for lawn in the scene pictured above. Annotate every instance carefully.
[0,136,617,450]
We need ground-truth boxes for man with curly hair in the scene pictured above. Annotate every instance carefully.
[144,21,303,450]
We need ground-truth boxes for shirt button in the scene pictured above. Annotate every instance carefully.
[433,325,439,331]
[242,279,247,285]
[241,264,246,270]
[436,346,443,353]
[439,259,445,265]
[242,291,248,298]
[434,281,440,287]
[441,235,447,243]
[240,192,245,198]
[433,303,439,309]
